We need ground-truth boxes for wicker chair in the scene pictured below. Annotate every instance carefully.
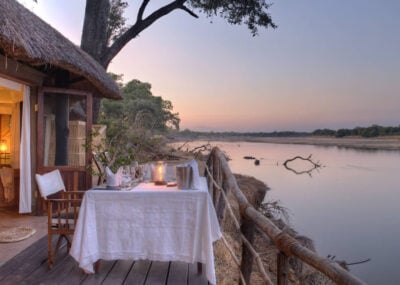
[35,169,85,268]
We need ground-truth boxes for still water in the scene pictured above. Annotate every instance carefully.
[186,141,400,284]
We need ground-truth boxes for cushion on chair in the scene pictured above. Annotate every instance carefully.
[51,206,80,228]
[35,169,66,199]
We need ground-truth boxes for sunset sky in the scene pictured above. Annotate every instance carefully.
[19,0,400,132]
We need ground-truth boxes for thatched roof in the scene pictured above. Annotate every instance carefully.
[0,0,121,99]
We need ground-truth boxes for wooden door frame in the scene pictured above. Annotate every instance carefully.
[37,87,93,188]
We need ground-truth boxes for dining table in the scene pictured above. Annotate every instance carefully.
[70,177,222,284]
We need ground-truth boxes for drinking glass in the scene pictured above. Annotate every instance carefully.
[121,165,131,188]
[130,161,139,181]
[138,163,150,182]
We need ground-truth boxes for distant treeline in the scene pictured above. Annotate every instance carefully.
[312,125,400,138]
[177,129,309,138]
[177,125,400,138]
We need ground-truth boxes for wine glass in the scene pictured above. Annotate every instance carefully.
[121,165,131,188]
[138,163,150,183]
[130,161,139,182]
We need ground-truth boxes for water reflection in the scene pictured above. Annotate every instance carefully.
[175,140,400,284]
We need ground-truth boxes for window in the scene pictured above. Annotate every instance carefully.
[42,92,89,167]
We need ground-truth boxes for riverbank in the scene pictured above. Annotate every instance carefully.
[172,135,400,151]
[241,136,400,151]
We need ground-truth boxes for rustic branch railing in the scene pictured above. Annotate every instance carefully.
[205,147,367,285]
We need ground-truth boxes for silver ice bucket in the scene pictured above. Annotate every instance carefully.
[175,165,192,189]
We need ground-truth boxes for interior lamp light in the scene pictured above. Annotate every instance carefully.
[0,140,7,153]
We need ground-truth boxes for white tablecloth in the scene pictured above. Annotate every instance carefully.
[70,177,221,284]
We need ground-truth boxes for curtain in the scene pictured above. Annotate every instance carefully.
[19,86,31,213]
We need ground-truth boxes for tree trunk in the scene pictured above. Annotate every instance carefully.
[81,0,110,63]
[81,0,110,123]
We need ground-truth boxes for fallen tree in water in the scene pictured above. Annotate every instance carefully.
[283,154,323,176]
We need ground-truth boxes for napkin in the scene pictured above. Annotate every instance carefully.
[105,167,122,187]
[188,159,202,189]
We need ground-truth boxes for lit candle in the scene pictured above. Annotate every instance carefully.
[154,161,166,185]
[157,164,163,182]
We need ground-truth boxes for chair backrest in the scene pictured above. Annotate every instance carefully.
[35,169,66,200]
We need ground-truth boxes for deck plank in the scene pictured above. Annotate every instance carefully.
[0,235,47,282]
[124,259,152,285]
[102,259,134,285]
[145,261,170,284]
[0,235,70,285]
[81,260,117,285]
[17,237,71,285]
[19,254,69,285]
[35,255,79,284]
[56,260,88,285]
[0,237,214,285]
[167,261,189,284]
[188,263,209,285]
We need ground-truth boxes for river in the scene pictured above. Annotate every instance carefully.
[181,140,400,284]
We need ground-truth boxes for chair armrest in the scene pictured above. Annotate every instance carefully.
[47,198,82,203]
[60,191,86,200]
[61,191,86,194]
[47,198,81,229]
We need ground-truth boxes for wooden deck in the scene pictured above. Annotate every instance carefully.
[0,236,210,285]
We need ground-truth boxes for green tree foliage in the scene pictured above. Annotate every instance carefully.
[106,0,128,46]
[311,129,336,136]
[335,128,352,138]
[177,125,400,140]
[100,78,180,134]
[311,125,400,138]
[94,78,180,169]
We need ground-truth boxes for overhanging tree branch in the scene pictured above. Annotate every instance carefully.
[101,0,189,66]
[137,0,150,21]
[179,4,198,18]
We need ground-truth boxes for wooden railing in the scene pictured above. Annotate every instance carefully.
[205,147,367,285]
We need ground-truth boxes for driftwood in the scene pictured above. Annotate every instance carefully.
[327,255,371,270]
[243,156,260,165]
[243,156,256,160]
[207,147,367,285]
[176,142,212,158]
[283,154,322,176]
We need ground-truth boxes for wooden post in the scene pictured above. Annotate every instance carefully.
[206,155,214,200]
[212,152,221,207]
[215,179,228,227]
[277,252,289,285]
[240,217,256,285]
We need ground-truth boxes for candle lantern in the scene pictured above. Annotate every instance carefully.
[0,140,7,153]
[152,161,167,185]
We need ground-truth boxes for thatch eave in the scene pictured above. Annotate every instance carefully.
[0,0,122,100]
